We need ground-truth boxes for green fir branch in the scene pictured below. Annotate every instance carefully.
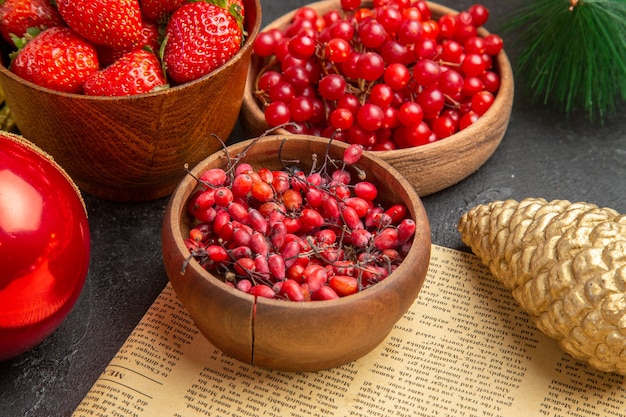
[502,0,626,122]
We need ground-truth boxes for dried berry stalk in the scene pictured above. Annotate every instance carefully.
[458,197,626,374]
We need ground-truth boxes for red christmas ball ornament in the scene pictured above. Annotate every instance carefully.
[0,132,90,360]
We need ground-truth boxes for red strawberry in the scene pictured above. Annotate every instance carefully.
[208,0,245,19]
[56,0,142,49]
[97,18,161,67]
[10,26,99,93]
[162,1,243,84]
[215,0,245,31]
[83,49,167,96]
[0,0,65,46]
[140,0,187,23]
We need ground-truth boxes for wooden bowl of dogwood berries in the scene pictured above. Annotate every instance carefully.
[241,0,514,196]
[161,134,431,371]
[0,0,261,201]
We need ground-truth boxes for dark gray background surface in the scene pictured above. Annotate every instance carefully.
[2,0,625,416]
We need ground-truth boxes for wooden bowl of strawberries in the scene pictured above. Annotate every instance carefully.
[240,0,514,196]
[0,0,261,201]
[161,134,431,371]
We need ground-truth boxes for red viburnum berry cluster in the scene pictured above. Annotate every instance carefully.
[0,0,245,96]
[184,140,416,302]
[253,0,503,149]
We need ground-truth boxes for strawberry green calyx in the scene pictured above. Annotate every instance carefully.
[8,27,42,62]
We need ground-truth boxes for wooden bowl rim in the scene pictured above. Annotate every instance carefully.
[241,0,514,158]
[165,134,431,311]
[0,0,263,101]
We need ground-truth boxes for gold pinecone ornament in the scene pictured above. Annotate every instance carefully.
[458,198,626,374]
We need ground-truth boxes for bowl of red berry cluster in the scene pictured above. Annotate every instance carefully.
[241,0,514,196]
[161,134,431,371]
[0,0,261,201]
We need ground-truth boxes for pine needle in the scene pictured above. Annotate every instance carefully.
[502,0,626,122]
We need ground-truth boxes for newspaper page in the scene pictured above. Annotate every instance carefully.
[73,245,626,417]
